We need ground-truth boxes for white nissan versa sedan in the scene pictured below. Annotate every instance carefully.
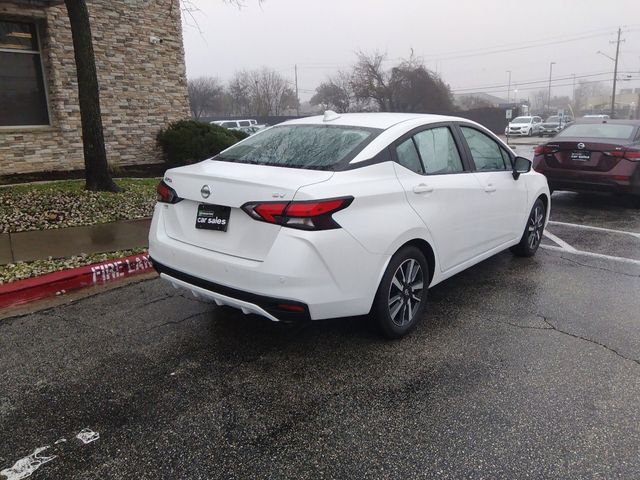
[149,112,550,338]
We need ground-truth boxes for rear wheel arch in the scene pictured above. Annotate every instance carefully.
[395,239,436,287]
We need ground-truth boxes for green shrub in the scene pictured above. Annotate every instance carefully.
[157,120,249,166]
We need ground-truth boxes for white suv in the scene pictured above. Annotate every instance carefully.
[505,116,543,136]
[150,113,550,338]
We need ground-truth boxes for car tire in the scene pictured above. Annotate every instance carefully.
[372,246,429,339]
[510,198,546,257]
[527,128,533,137]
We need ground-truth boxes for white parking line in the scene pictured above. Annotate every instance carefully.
[541,244,640,266]
[548,221,640,240]
[543,230,577,252]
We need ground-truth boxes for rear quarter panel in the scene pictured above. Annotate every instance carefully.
[293,161,439,263]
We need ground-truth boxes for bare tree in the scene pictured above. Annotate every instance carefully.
[351,51,394,111]
[228,71,252,115]
[188,77,224,119]
[322,51,453,114]
[226,68,297,116]
[310,71,354,113]
[388,56,453,113]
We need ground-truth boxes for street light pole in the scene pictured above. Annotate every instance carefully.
[294,64,300,116]
[547,62,556,115]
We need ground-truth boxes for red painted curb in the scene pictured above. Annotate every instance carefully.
[0,253,156,309]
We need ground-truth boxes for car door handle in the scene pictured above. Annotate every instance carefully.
[413,184,434,194]
[484,184,496,193]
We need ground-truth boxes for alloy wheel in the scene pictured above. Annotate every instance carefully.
[387,258,424,327]
[527,204,545,249]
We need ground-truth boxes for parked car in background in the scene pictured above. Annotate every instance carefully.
[240,125,265,136]
[505,116,543,136]
[539,115,574,137]
[210,119,258,129]
[532,120,640,198]
[151,112,550,338]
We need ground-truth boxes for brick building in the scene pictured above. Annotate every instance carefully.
[0,0,190,175]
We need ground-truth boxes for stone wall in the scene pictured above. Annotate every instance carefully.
[0,0,190,175]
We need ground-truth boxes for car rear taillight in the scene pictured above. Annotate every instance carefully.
[604,149,640,161]
[242,197,353,231]
[156,180,182,204]
[534,145,559,155]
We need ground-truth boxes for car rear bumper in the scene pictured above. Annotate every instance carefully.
[533,157,640,195]
[152,259,311,323]
[148,204,390,321]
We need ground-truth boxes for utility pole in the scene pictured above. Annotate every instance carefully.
[294,64,300,116]
[610,27,625,117]
[547,62,556,114]
[506,70,511,105]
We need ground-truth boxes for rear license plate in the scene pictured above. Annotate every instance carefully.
[195,204,230,231]
[570,151,591,161]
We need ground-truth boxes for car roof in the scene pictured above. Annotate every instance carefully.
[282,112,471,130]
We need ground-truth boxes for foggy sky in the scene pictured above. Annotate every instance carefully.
[182,0,640,103]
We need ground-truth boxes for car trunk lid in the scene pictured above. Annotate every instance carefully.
[542,138,631,172]
[161,160,334,261]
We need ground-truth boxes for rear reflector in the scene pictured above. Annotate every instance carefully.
[242,197,353,231]
[276,303,306,312]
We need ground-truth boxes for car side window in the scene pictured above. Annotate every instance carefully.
[460,126,511,171]
[413,127,464,174]
[395,138,423,174]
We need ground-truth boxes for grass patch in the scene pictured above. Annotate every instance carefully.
[0,248,149,284]
[0,178,158,234]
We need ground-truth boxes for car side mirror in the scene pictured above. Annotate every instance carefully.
[512,156,532,180]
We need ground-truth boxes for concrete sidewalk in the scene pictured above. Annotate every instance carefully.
[0,218,151,265]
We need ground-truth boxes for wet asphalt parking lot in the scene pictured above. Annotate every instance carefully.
[1,189,640,479]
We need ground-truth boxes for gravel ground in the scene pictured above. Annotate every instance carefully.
[0,248,147,284]
[0,178,157,234]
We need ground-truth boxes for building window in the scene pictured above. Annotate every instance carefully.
[0,20,50,127]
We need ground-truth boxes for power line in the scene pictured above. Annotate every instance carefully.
[451,71,638,94]
[451,71,613,93]
[467,78,627,96]
[421,26,628,60]
[423,32,617,62]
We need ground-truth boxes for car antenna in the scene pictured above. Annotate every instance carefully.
[323,110,341,122]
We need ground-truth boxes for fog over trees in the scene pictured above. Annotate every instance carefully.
[188,67,298,118]
[310,52,454,114]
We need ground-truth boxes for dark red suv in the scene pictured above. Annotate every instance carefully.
[532,120,640,197]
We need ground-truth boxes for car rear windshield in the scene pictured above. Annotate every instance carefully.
[215,125,379,170]
[557,123,635,140]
